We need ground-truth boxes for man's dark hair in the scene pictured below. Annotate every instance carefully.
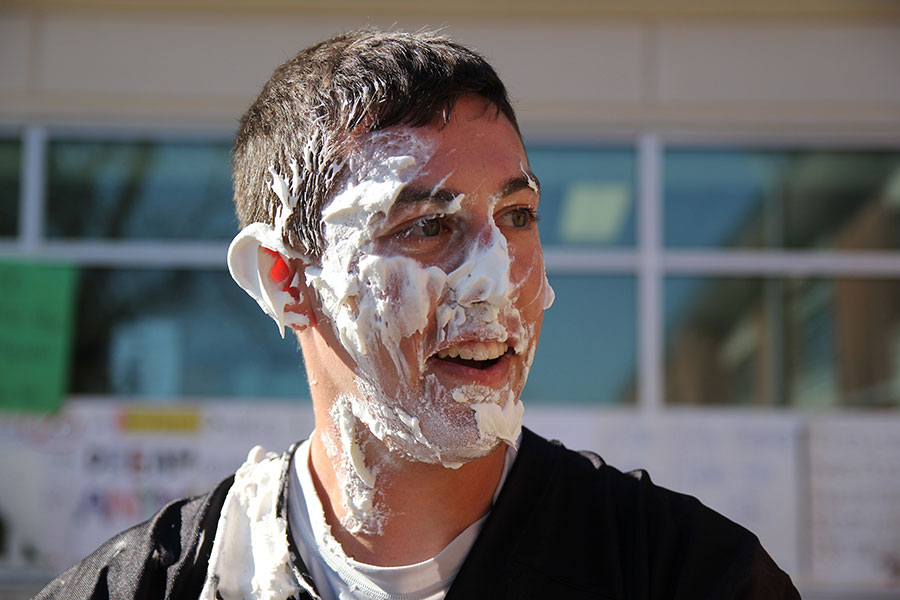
[232,28,519,259]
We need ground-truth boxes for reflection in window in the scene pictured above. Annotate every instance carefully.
[665,150,900,249]
[0,138,20,237]
[524,274,636,404]
[665,276,900,407]
[71,269,636,405]
[46,139,235,240]
[72,268,309,399]
[528,147,636,248]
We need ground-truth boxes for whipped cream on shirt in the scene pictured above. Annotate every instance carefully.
[199,447,301,600]
[288,438,517,600]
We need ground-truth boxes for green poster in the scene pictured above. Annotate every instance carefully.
[0,260,78,413]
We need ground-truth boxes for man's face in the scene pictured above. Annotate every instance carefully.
[306,94,553,466]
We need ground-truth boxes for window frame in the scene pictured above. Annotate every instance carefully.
[3,123,900,408]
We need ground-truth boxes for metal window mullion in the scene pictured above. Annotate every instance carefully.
[39,240,229,268]
[539,248,900,276]
[0,240,231,269]
[20,125,47,253]
[543,248,638,273]
[662,250,900,277]
[638,134,663,413]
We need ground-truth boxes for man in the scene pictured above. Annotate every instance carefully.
[37,29,799,599]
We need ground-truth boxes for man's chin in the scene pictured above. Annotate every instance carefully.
[381,425,504,469]
[352,375,521,468]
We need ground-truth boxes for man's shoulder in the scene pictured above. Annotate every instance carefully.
[450,428,800,599]
[521,428,737,532]
[35,475,235,600]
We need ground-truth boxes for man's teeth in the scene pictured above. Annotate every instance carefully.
[436,341,508,361]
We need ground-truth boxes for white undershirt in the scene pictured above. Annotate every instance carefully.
[287,438,516,600]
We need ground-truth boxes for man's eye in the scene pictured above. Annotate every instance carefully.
[503,207,537,228]
[418,217,442,237]
[397,216,443,239]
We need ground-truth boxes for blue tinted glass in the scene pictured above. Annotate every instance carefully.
[528,147,636,248]
[47,139,235,240]
[665,149,900,249]
[523,274,636,404]
[72,268,308,399]
[0,138,20,237]
[665,276,900,407]
[665,276,768,405]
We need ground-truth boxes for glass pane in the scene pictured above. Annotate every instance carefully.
[71,268,308,398]
[528,146,636,248]
[664,149,900,249]
[46,139,235,240]
[0,138,20,237]
[523,274,636,404]
[665,276,900,407]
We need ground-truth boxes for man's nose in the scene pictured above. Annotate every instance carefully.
[448,226,513,307]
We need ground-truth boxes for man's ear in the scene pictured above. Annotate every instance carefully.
[228,223,315,338]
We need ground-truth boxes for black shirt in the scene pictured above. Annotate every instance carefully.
[36,428,800,599]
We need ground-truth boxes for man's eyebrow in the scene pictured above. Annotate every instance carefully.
[394,185,460,206]
[501,171,541,197]
[394,172,541,206]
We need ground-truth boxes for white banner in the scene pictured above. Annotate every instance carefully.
[0,400,314,572]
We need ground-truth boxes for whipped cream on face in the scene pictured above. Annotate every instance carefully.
[473,391,525,448]
[306,132,448,361]
[451,387,525,448]
[324,395,386,535]
[304,129,543,458]
[229,125,554,534]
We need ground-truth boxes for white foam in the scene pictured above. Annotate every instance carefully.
[199,447,299,600]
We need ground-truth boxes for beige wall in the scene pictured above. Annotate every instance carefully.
[1,4,898,137]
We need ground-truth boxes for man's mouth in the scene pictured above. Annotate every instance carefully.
[433,341,510,370]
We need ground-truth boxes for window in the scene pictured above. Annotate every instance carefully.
[524,274,636,404]
[0,137,20,237]
[530,146,636,248]
[662,146,900,407]
[664,149,900,249]
[665,276,900,407]
[46,138,234,240]
[5,130,900,408]
[72,268,308,399]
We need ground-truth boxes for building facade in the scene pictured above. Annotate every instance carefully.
[1,1,899,597]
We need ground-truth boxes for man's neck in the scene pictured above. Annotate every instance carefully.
[307,428,506,567]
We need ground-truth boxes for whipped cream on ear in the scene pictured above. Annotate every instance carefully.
[227,159,312,338]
